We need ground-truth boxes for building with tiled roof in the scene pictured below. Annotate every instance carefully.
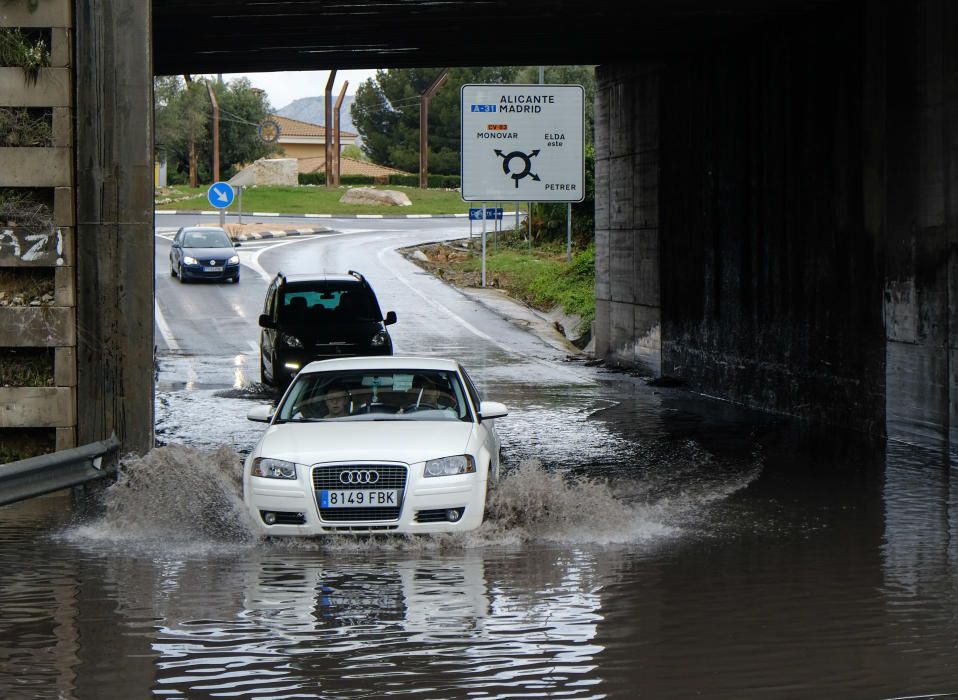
[271,114,357,160]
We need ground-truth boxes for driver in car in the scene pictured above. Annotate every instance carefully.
[322,386,351,418]
[403,376,457,412]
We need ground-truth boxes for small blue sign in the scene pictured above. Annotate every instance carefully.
[207,181,235,209]
[485,208,504,220]
[469,207,484,220]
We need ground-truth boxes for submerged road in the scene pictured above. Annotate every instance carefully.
[0,213,953,698]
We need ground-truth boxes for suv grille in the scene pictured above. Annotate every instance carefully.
[313,464,407,522]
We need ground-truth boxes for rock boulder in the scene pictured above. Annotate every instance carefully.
[339,188,412,207]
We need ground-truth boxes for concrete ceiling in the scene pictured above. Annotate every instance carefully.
[153,0,841,76]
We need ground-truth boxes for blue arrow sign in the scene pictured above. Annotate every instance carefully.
[469,207,484,220]
[207,182,235,209]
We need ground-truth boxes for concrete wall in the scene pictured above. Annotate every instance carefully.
[596,0,958,448]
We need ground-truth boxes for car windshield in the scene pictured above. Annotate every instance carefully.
[280,283,380,322]
[183,229,232,248]
[276,368,471,422]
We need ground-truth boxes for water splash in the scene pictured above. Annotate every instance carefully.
[79,444,259,546]
[64,441,761,551]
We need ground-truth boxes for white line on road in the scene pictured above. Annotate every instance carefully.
[376,245,514,354]
[246,229,376,281]
[154,298,180,352]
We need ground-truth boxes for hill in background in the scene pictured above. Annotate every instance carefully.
[276,95,358,139]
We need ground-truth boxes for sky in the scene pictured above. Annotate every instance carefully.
[221,70,380,110]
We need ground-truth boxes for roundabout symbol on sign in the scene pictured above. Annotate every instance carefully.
[495,149,540,188]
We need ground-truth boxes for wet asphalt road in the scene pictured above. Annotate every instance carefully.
[0,214,955,698]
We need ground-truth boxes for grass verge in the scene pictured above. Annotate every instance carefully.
[155,184,475,216]
[409,232,595,336]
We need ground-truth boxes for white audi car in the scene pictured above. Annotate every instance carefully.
[243,356,507,535]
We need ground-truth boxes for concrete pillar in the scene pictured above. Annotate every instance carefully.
[879,0,958,452]
[74,0,154,454]
[594,65,661,376]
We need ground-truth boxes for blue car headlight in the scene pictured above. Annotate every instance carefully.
[251,458,297,479]
[228,254,239,264]
[183,256,198,265]
[424,455,476,477]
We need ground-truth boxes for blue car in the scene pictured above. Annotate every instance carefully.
[169,226,241,283]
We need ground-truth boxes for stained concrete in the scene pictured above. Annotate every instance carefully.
[596,0,958,450]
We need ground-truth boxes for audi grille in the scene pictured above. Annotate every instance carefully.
[312,464,407,523]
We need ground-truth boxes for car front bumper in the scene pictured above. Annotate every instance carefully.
[180,262,240,281]
[244,463,486,535]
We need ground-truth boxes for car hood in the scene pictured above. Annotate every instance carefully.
[183,246,236,260]
[257,420,475,465]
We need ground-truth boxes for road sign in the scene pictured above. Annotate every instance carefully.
[207,181,235,209]
[461,84,584,203]
[469,207,504,221]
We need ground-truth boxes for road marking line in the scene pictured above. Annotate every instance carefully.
[376,245,513,354]
[154,299,180,352]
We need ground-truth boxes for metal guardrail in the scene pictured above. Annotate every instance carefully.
[0,434,120,507]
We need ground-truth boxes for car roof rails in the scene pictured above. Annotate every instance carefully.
[348,270,365,283]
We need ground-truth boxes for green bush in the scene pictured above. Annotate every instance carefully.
[387,174,460,189]
[298,173,380,186]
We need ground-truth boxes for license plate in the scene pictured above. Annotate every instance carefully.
[320,489,399,508]
[203,266,224,272]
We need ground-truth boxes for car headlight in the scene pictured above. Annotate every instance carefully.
[370,330,389,347]
[183,256,198,265]
[228,254,239,264]
[424,455,476,477]
[281,334,303,348]
[251,458,298,479]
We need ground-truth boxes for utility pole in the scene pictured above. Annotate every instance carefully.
[333,81,348,186]
[206,80,220,182]
[325,70,336,187]
[420,68,448,189]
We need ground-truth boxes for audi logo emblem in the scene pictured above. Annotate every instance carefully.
[339,470,380,485]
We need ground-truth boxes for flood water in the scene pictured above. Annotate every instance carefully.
[2,355,958,699]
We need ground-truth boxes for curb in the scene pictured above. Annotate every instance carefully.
[156,210,477,220]
[229,228,329,242]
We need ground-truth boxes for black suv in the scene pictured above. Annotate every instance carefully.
[258,270,398,386]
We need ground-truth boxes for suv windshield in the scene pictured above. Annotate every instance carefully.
[276,369,471,422]
[280,282,380,323]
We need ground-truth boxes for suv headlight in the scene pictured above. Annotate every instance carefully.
[370,330,389,347]
[281,334,303,348]
[424,455,476,477]
[251,458,298,479]
[228,254,240,264]
[183,256,198,265]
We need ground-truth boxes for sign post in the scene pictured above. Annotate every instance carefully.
[207,181,235,226]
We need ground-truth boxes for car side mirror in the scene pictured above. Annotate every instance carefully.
[233,241,241,247]
[259,314,276,329]
[247,404,274,423]
[384,311,397,326]
[478,400,508,421]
